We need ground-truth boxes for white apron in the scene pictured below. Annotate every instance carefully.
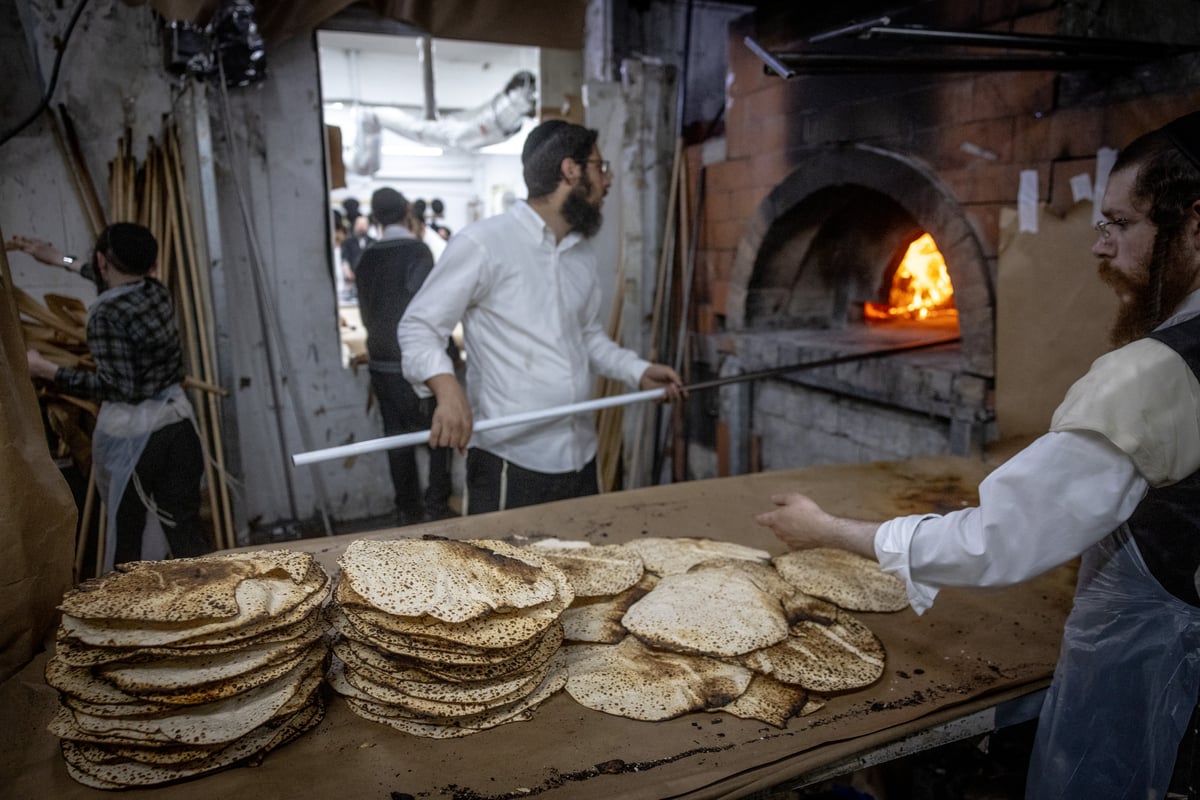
[88,283,195,572]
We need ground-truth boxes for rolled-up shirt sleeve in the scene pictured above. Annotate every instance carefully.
[875,430,1147,614]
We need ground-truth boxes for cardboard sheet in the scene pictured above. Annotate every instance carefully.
[0,456,1075,799]
[995,202,1119,438]
[0,240,76,684]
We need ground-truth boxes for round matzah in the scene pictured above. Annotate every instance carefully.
[735,608,885,692]
[58,565,330,649]
[60,698,323,789]
[622,567,789,657]
[63,695,176,718]
[622,537,770,576]
[333,658,544,717]
[49,648,327,746]
[396,623,564,684]
[334,632,562,687]
[564,638,754,721]
[335,569,569,649]
[560,580,652,644]
[704,674,809,728]
[524,543,644,597]
[338,650,568,738]
[329,606,548,665]
[771,547,908,612]
[58,550,316,622]
[53,607,327,667]
[687,557,796,599]
[338,539,567,622]
[338,648,551,705]
[96,626,321,694]
[111,649,317,707]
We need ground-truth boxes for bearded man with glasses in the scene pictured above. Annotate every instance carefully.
[398,120,682,514]
[754,110,1200,798]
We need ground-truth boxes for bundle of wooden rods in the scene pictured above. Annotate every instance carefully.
[18,109,236,580]
[594,137,689,492]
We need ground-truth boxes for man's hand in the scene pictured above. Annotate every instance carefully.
[639,363,684,401]
[427,373,472,452]
[6,236,68,269]
[26,348,59,381]
[754,492,880,559]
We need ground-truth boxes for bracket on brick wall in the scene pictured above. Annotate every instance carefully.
[745,26,1200,78]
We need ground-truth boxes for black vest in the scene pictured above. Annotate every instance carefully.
[1126,314,1200,606]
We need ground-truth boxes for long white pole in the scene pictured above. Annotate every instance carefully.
[291,388,667,466]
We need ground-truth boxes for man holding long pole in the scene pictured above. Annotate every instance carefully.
[398,120,682,514]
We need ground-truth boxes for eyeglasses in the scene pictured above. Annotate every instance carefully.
[1094,217,1132,239]
[580,158,611,176]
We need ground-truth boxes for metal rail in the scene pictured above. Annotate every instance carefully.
[290,334,960,466]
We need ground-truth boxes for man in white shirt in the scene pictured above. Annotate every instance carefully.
[398,120,682,513]
[754,110,1200,798]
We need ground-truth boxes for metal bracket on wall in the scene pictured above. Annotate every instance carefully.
[746,24,1200,77]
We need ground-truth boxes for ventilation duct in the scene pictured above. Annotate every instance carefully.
[350,71,536,174]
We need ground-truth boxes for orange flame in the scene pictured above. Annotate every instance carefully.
[864,233,957,322]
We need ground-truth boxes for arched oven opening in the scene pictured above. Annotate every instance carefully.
[714,145,995,472]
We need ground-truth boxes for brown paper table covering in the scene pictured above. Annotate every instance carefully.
[0,456,1076,799]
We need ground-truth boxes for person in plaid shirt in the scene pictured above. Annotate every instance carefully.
[23,223,209,569]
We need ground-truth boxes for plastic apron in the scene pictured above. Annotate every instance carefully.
[1026,528,1200,798]
[88,284,195,573]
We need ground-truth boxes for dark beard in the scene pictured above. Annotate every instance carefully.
[561,175,603,238]
[1100,227,1196,347]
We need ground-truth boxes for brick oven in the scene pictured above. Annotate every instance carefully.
[680,0,1200,479]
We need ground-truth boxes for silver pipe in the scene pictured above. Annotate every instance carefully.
[418,36,436,121]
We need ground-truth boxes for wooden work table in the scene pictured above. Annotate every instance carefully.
[0,456,1075,799]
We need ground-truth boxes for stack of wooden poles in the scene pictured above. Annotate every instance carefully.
[596,137,691,492]
[22,107,236,580]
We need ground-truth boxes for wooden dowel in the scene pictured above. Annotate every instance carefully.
[182,375,229,396]
[48,111,102,237]
[170,124,235,549]
[75,467,96,583]
[94,502,106,577]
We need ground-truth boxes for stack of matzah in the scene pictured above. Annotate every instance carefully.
[327,538,572,738]
[46,551,332,789]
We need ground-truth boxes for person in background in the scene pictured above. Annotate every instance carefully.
[753,110,1200,798]
[354,187,454,524]
[14,224,209,570]
[340,214,374,302]
[429,198,451,240]
[398,119,683,514]
[410,198,447,262]
[331,208,348,297]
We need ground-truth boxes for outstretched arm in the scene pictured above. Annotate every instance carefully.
[754,492,880,560]
[7,235,72,269]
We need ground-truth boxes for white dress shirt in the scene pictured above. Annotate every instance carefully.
[397,200,650,473]
[877,290,1200,613]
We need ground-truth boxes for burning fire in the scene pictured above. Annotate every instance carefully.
[864,233,957,322]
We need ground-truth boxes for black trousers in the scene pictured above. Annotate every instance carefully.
[465,448,598,515]
[370,369,453,521]
[113,419,208,564]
